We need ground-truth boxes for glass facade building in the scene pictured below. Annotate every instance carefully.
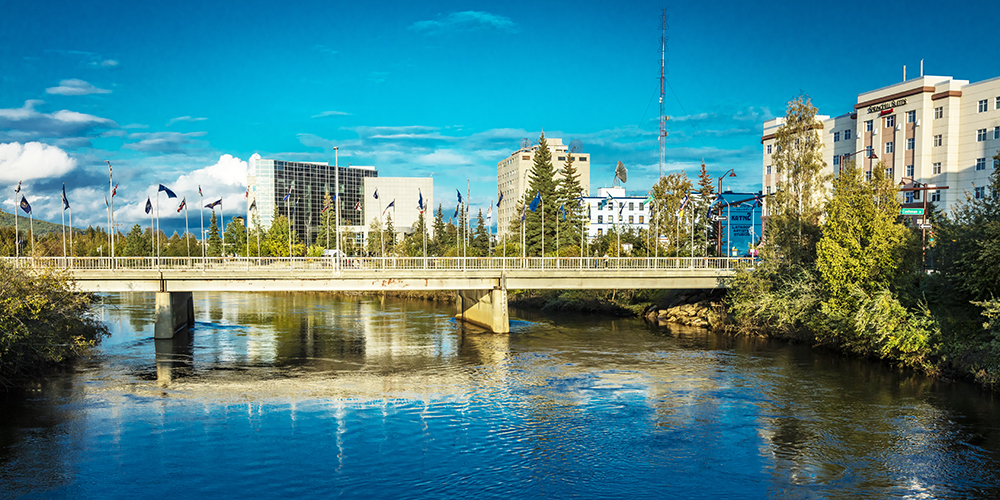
[249,154,377,244]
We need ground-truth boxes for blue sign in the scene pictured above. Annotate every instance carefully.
[714,192,763,257]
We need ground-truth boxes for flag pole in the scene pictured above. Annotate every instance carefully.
[185,201,190,258]
[107,161,115,260]
[61,184,66,258]
[220,200,225,256]
[199,187,205,260]
[28,207,34,257]
[334,147,339,271]
[69,206,73,259]
[246,191,250,259]
[156,190,160,265]
[13,184,19,258]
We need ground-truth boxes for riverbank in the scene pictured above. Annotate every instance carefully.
[0,261,109,389]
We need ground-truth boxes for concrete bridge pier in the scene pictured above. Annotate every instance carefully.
[456,286,509,334]
[155,291,194,339]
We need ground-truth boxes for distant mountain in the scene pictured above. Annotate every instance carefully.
[0,209,84,237]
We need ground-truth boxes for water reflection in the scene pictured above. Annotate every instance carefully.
[1,293,1000,499]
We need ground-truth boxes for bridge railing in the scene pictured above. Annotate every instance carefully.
[0,256,756,272]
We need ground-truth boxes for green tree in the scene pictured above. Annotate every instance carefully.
[206,211,222,256]
[122,224,151,257]
[472,209,489,256]
[315,191,337,248]
[264,215,303,256]
[556,153,585,252]
[224,216,248,256]
[768,94,829,267]
[816,160,912,312]
[648,172,693,255]
[694,161,717,256]
[365,217,383,256]
[520,132,561,256]
[384,212,396,254]
[431,204,448,255]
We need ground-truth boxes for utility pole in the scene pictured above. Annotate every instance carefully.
[659,9,669,180]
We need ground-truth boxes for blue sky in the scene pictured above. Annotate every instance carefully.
[1,0,993,234]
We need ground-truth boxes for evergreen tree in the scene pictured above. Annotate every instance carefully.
[431,204,448,255]
[365,217,383,256]
[264,214,303,256]
[556,153,585,252]
[207,211,222,256]
[315,191,337,248]
[122,224,152,257]
[694,161,717,256]
[648,172,693,255]
[768,94,829,267]
[224,216,248,256]
[522,131,559,256]
[384,212,396,254]
[472,209,489,255]
[247,211,265,257]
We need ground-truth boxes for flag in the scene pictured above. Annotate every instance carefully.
[599,192,613,209]
[454,205,460,218]
[520,204,526,223]
[486,205,492,222]
[107,160,111,173]
[15,181,22,193]
[417,190,424,212]
[205,199,222,209]
[19,196,31,214]
[456,189,462,204]
[619,202,626,215]
[249,199,257,212]
[560,205,566,221]
[245,189,249,198]
[62,183,70,210]
[383,200,395,215]
[283,185,292,202]
[528,192,541,212]
[158,184,177,198]
[112,183,118,197]
[497,192,503,207]
[587,204,591,219]
[198,185,203,197]
[105,195,109,208]
[373,189,379,200]
[321,201,331,213]
[678,194,690,216]
[354,200,362,211]
[145,197,152,214]
[643,193,654,205]
[177,197,187,213]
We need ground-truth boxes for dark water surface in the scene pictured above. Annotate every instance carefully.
[2,292,999,499]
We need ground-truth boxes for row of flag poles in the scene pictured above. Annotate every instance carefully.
[9,165,232,258]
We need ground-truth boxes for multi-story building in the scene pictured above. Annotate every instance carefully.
[360,177,434,240]
[248,154,376,244]
[582,186,650,240]
[762,74,1000,219]
[497,138,590,237]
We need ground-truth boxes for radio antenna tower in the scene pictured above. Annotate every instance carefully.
[658,8,669,179]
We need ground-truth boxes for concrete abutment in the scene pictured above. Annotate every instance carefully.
[456,287,510,334]
[155,291,194,339]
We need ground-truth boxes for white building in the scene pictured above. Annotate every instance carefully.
[582,187,650,240]
[497,137,590,237]
[762,74,1000,217]
[361,177,434,241]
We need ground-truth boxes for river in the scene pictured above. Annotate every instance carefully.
[2,291,999,499]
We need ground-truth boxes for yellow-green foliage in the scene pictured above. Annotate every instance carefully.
[0,260,109,387]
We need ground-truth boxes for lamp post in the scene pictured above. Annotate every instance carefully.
[715,169,736,256]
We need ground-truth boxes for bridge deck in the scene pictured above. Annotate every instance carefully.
[2,257,751,292]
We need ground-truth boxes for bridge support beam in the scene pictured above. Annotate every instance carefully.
[456,287,509,333]
[155,292,194,339]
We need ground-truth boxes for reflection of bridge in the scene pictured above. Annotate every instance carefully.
[4,256,752,335]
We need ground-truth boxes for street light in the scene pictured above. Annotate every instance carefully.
[715,169,736,256]
[840,149,878,173]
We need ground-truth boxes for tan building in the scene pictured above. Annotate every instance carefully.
[496,137,590,237]
[762,74,1000,217]
[361,176,434,241]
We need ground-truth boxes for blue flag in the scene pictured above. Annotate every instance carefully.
[456,189,462,204]
[454,205,460,219]
[497,192,503,207]
[417,190,424,212]
[383,199,395,215]
[19,196,31,214]
[145,196,152,214]
[528,192,541,212]
[62,183,70,210]
[205,199,222,209]
[560,205,566,221]
[520,205,526,223]
[373,189,379,199]
[158,184,177,199]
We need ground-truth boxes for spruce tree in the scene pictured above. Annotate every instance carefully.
[695,161,716,256]
[432,204,447,254]
[315,191,337,248]
[207,211,222,256]
[472,209,489,256]
[523,131,559,256]
[556,153,585,253]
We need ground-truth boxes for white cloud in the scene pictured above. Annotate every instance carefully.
[0,100,116,143]
[123,131,207,154]
[0,142,77,183]
[99,59,119,68]
[45,79,112,96]
[410,11,517,34]
[311,110,350,118]
[167,116,208,126]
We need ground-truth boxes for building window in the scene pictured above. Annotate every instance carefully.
[885,167,894,178]
[618,215,623,222]
[906,110,916,123]
[766,186,772,195]
[931,190,941,202]
[628,202,634,210]
[905,191,914,203]
[978,128,988,142]
[597,215,603,224]
[933,134,943,147]
[766,144,772,154]
[579,157,588,162]
[639,215,644,224]
[906,138,915,150]
[885,141,894,154]
[934,107,943,119]
[834,131,840,142]
[996,96,1000,110]
[979,99,988,113]
[766,165,772,175]
[865,120,873,132]
[977,158,987,170]
[639,203,644,211]
[628,215,634,224]
[833,156,840,166]
[906,164,914,177]
[597,228,603,236]
[522,155,530,160]
[865,145,873,158]
[995,126,1000,139]
[865,170,872,181]
[845,129,851,140]
[885,115,895,128]
[975,186,985,199]
[933,162,942,174]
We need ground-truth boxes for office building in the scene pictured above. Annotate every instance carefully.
[361,177,434,240]
[762,74,1000,218]
[497,138,590,237]
[582,187,650,240]
[248,154,377,244]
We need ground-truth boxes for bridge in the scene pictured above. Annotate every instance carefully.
[3,256,751,335]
